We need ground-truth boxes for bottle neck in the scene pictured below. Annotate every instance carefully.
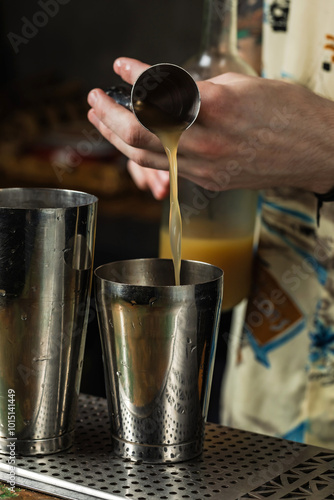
[200,0,238,55]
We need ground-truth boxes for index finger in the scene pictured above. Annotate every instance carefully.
[87,88,162,152]
[113,57,151,85]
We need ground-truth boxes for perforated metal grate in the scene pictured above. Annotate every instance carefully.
[0,394,333,499]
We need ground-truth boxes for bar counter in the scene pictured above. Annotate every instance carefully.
[0,394,333,500]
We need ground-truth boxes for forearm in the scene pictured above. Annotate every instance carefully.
[302,95,334,195]
[87,59,334,197]
[273,84,334,195]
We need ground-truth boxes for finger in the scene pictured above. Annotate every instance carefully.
[127,160,151,191]
[87,88,162,152]
[88,109,170,171]
[127,161,170,200]
[113,57,150,85]
[149,169,170,199]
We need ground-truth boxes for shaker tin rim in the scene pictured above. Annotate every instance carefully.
[0,187,98,210]
[94,257,223,289]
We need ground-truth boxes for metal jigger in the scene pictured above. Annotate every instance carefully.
[106,63,201,133]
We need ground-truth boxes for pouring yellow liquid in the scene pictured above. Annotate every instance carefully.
[157,129,183,285]
[159,219,254,310]
[135,98,255,303]
[134,101,186,285]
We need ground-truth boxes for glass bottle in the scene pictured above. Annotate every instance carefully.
[185,0,257,79]
[159,0,260,312]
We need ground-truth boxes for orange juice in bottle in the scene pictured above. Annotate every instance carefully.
[159,180,259,311]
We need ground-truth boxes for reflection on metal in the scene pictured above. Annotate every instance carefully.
[0,394,333,499]
[95,258,223,463]
[0,188,98,455]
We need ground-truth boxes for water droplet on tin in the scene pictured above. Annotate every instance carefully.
[149,297,157,306]
[21,314,27,321]
[116,371,122,377]
[108,319,113,327]
[191,345,197,353]
[187,337,192,344]
[0,290,6,297]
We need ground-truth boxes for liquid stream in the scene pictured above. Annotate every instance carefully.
[156,129,183,286]
[134,101,186,285]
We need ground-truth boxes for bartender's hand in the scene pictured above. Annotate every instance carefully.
[87,57,334,196]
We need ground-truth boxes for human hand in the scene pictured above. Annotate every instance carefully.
[127,161,170,200]
[88,57,334,195]
[87,59,170,199]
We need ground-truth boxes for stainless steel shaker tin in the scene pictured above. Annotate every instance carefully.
[0,187,98,455]
[95,258,223,463]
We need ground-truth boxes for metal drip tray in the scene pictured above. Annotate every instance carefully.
[0,394,333,500]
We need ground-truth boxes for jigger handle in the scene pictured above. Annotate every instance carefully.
[105,85,132,110]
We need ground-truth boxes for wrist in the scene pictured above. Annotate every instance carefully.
[304,94,334,194]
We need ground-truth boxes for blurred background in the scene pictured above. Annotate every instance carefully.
[0,0,205,280]
[0,0,262,420]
